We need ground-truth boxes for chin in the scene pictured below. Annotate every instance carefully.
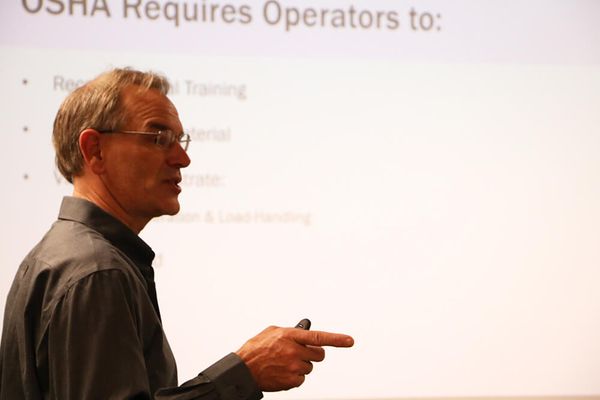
[156,199,181,217]
[163,204,181,216]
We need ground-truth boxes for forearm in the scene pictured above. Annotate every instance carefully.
[155,353,262,400]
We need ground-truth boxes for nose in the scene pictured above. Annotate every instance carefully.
[167,142,191,168]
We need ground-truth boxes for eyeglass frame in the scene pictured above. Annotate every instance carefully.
[97,129,191,151]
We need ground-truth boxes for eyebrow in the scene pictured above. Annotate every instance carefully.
[147,122,171,132]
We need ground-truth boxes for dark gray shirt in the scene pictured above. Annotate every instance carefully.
[0,196,262,400]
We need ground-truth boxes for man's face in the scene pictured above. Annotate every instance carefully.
[99,85,191,226]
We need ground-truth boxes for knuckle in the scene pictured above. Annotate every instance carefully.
[289,361,303,374]
[294,375,306,388]
[315,349,325,362]
[313,332,323,344]
[307,345,325,361]
[282,345,297,358]
[306,362,314,374]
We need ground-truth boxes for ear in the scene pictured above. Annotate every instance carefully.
[79,129,105,175]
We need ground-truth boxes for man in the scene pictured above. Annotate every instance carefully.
[0,68,353,399]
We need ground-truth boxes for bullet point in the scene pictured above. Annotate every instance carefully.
[23,126,29,132]
[22,79,28,85]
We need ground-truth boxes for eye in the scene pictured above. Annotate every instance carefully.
[154,130,176,147]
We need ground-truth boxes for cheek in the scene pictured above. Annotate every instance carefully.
[105,153,154,191]
[103,143,166,191]
[131,158,166,192]
[126,164,161,192]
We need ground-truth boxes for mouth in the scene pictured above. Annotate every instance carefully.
[164,177,182,193]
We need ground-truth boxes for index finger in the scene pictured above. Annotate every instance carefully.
[291,329,354,348]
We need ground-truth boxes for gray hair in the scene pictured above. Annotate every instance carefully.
[52,68,170,183]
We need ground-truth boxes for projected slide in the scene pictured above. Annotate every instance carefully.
[1,1,600,399]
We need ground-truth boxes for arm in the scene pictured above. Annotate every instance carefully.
[155,353,261,400]
[47,270,261,400]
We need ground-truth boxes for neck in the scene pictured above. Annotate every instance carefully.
[73,179,148,234]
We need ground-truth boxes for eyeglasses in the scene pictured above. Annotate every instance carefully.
[99,130,191,151]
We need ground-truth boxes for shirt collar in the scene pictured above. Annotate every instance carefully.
[57,196,156,273]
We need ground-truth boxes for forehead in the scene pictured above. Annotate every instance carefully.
[120,85,181,130]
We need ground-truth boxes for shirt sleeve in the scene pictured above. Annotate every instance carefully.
[46,269,262,400]
[155,353,263,400]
